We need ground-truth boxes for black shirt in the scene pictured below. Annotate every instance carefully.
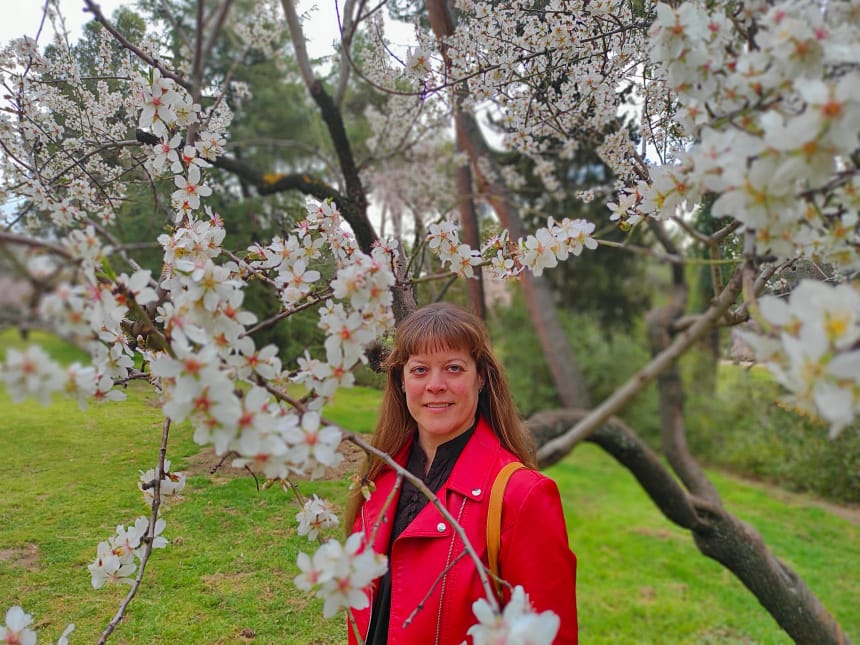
[365,424,477,644]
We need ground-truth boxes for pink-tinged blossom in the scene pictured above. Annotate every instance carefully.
[138,68,181,138]
[0,606,37,645]
[405,46,433,78]
[88,543,136,589]
[88,516,168,589]
[138,459,186,507]
[227,344,282,380]
[171,144,208,174]
[277,258,321,306]
[520,229,559,277]
[149,133,181,173]
[63,226,110,273]
[0,345,65,405]
[296,494,340,541]
[195,131,226,161]
[232,424,290,479]
[320,304,374,368]
[0,607,73,645]
[92,373,126,404]
[745,280,860,437]
[172,165,212,213]
[118,270,159,307]
[281,411,344,478]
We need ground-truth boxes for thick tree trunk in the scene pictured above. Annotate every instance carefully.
[527,409,853,645]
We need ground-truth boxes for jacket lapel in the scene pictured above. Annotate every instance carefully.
[397,418,503,540]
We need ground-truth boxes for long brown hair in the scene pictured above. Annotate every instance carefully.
[344,302,535,530]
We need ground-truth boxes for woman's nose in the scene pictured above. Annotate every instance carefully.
[426,370,446,391]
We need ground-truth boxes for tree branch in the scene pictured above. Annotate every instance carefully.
[97,418,172,644]
[537,269,743,466]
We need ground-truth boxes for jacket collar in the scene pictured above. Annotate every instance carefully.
[443,416,504,502]
[362,417,513,546]
[382,416,504,501]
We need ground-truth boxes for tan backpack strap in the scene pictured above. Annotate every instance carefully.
[487,461,525,599]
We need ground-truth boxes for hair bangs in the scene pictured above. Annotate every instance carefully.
[388,304,485,368]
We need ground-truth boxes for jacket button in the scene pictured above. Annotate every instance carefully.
[436,522,446,532]
[472,488,482,496]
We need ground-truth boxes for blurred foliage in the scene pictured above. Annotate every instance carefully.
[490,291,860,504]
[489,288,662,440]
[501,140,652,332]
[686,365,860,503]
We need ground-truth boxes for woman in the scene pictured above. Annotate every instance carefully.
[345,302,578,644]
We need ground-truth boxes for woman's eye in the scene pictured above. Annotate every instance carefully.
[447,365,463,372]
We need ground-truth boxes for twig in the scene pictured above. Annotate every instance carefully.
[97,418,171,644]
[83,0,189,88]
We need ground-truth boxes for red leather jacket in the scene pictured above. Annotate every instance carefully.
[349,417,578,644]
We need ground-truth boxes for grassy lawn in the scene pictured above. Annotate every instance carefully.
[1,333,858,643]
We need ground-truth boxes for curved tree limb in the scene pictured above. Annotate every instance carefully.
[528,409,853,645]
[280,0,378,255]
[529,410,708,529]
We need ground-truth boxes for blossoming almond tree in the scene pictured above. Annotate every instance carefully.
[0,0,857,643]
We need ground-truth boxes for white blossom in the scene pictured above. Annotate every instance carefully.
[466,586,560,645]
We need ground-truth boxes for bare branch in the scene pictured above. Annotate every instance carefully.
[98,418,172,644]
[83,0,189,88]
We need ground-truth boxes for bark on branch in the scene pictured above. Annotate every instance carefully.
[527,409,853,645]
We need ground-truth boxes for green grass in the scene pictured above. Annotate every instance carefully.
[0,328,91,365]
[1,336,858,644]
[549,446,859,644]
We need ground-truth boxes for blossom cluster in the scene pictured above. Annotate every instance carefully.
[87,516,168,589]
[0,606,74,645]
[413,0,860,273]
[467,586,560,645]
[295,494,340,541]
[294,532,388,619]
[426,216,598,280]
[0,7,500,637]
[0,345,126,409]
[739,280,860,437]
[138,459,187,508]
[639,1,860,267]
[144,198,394,484]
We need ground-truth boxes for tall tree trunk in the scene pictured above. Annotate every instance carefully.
[281,0,417,322]
[455,132,486,320]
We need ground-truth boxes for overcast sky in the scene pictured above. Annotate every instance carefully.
[0,0,128,45]
[1,1,412,60]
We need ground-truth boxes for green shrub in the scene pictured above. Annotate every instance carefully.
[687,364,860,503]
[488,295,662,442]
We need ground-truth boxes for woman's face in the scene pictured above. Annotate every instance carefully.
[402,347,482,451]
